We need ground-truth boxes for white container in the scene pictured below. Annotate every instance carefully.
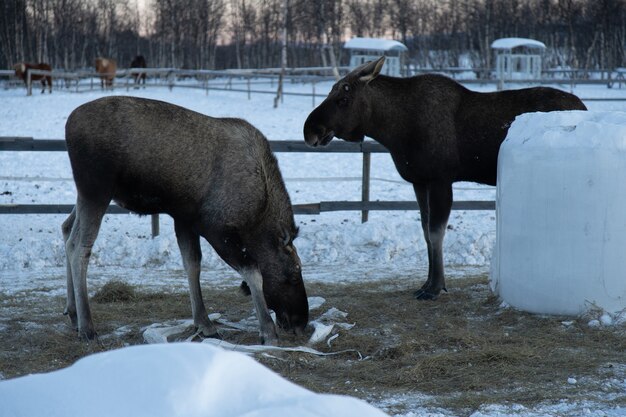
[491,111,626,315]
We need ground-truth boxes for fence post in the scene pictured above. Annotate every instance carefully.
[151,214,160,238]
[247,76,251,100]
[27,71,32,96]
[361,151,371,223]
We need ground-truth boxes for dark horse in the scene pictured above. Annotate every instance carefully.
[304,56,587,300]
[14,63,52,93]
[130,55,147,87]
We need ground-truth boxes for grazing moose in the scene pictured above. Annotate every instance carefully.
[14,63,52,93]
[95,57,117,89]
[304,56,586,301]
[130,55,147,87]
[62,96,309,344]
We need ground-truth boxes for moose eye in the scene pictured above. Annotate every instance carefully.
[343,84,350,92]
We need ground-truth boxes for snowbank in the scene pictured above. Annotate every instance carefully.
[491,110,626,315]
[0,343,388,417]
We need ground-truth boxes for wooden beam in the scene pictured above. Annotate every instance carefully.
[0,137,389,153]
[0,201,494,215]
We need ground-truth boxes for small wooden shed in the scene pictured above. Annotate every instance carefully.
[492,37,545,86]
[344,37,408,77]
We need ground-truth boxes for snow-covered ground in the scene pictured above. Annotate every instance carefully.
[0,343,389,417]
[1,79,625,417]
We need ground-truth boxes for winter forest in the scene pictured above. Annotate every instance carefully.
[1,0,624,73]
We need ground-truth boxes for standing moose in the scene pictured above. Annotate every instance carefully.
[63,96,308,344]
[304,56,586,300]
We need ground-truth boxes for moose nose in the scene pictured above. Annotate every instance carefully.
[294,324,306,337]
[278,311,308,333]
[303,126,321,147]
[304,127,334,148]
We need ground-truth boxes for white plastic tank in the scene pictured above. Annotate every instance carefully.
[491,110,626,315]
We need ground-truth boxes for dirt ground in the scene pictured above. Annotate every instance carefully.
[1,273,625,416]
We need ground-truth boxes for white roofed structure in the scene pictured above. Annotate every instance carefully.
[491,37,546,88]
[491,37,546,51]
[344,37,408,77]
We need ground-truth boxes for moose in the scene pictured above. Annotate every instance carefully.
[130,55,147,87]
[14,62,52,93]
[62,96,309,344]
[95,57,117,89]
[304,56,586,301]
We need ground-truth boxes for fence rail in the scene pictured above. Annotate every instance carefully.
[0,137,496,237]
[3,66,626,100]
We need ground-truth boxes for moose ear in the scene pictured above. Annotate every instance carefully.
[358,56,385,84]
[279,227,290,247]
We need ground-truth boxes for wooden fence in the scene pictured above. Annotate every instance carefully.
[2,66,626,101]
[0,136,495,237]
[3,67,341,104]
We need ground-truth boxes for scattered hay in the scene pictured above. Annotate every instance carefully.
[1,274,625,415]
[92,280,137,303]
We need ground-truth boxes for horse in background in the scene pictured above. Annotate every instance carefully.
[95,57,117,90]
[14,63,52,93]
[130,55,147,87]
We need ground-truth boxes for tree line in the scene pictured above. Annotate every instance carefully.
[1,0,624,73]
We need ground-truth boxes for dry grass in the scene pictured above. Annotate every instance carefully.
[0,274,624,415]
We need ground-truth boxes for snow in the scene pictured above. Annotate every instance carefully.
[344,37,408,52]
[491,38,546,50]
[0,343,388,417]
[492,110,626,315]
[1,81,626,417]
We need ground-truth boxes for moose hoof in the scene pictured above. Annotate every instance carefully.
[63,309,78,328]
[259,332,279,346]
[196,324,220,340]
[78,327,98,341]
[414,288,440,300]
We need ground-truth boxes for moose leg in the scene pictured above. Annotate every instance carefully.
[241,268,279,345]
[66,196,107,339]
[414,184,433,294]
[174,222,219,338]
[61,207,77,327]
[413,182,453,300]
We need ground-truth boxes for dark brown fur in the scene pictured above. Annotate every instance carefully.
[130,55,147,86]
[304,57,586,301]
[63,96,308,343]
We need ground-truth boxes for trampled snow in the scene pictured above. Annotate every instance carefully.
[1,80,625,417]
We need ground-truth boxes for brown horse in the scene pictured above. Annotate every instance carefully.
[14,63,52,93]
[95,57,117,90]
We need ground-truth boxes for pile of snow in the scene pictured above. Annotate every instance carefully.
[492,110,626,315]
[0,343,388,417]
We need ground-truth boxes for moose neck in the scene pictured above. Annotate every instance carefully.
[361,76,413,152]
